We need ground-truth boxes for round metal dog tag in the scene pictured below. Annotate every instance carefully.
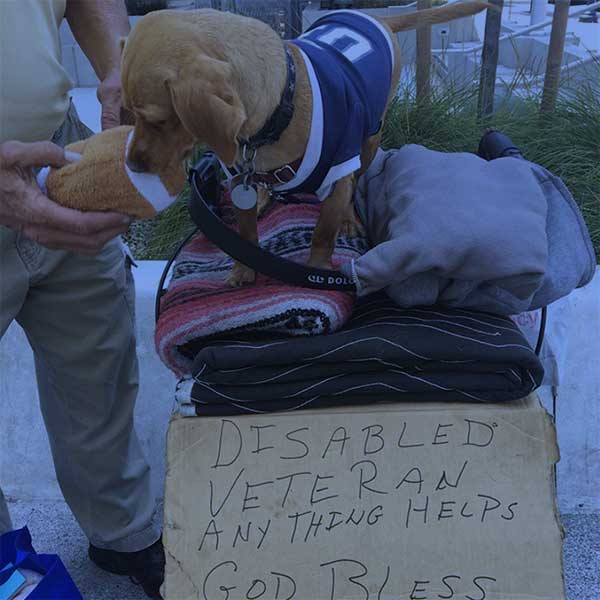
[231,183,258,210]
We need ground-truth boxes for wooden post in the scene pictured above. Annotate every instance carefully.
[416,0,432,102]
[290,0,303,37]
[477,0,504,119]
[540,0,571,114]
[210,0,221,9]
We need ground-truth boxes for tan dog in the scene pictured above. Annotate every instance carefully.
[121,3,489,285]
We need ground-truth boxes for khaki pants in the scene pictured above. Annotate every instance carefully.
[0,104,159,552]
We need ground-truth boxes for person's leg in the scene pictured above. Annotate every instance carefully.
[0,225,33,534]
[15,236,160,551]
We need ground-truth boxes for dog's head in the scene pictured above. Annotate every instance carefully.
[121,11,247,173]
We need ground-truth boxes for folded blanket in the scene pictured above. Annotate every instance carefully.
[156,193,368,376]
[341,146,595,314]
[180,294,544,415]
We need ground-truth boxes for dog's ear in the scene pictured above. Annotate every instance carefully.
[167,55,246,166]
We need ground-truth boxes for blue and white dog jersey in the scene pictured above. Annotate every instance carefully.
[276,10,395,200]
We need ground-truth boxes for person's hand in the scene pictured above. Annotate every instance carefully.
[97,67,122,130]
[0,140,131,255]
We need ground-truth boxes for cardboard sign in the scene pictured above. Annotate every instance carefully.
[164,395,564,600]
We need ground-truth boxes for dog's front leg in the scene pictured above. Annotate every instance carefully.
[308,175,354,270]
[227,186,270,286]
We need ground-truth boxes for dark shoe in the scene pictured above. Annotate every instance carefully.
[88,538,164,599]
[477,129,524,161]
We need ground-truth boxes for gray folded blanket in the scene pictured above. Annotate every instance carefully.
[342,146,595,315]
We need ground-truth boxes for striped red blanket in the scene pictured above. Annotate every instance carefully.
[155,192,368,376]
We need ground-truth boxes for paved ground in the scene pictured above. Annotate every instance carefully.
[9,500,147,600]
[562,513,600,600]
[7,500,600,600]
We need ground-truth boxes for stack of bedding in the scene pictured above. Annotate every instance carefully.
[156,191,544,416]
[176,293,544,415]
[155,192,368,376]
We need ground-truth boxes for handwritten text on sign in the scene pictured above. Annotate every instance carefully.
[190,414,518,600]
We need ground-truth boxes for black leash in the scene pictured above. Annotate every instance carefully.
[154,227,197,323]
[187,156,356,292]
[155,152,356,323]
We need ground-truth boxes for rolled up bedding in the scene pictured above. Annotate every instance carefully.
[155,193,368,376]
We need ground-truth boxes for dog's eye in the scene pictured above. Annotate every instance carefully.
[152,120,168,128]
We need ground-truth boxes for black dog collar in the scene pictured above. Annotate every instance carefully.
[240,45,296,151]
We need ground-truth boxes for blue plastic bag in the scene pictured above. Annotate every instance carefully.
[0,527,82,599]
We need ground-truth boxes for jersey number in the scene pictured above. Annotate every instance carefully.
[307,25,373,63]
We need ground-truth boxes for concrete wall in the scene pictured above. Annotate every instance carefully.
[497,34,584,75]
[549,270,600,512]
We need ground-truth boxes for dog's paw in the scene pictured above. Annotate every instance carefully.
[227,261,256,287]
[340,208,365,238]
[307,251,334,271]
[257,186,273,217]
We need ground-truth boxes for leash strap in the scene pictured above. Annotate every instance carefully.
[187,153,356,292]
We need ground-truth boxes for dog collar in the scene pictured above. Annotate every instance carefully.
[239,44,296,151]
[253,157,303,187]
[228,46,297,209]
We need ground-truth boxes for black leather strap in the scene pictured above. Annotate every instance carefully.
[155,227,198,323]
[187,157,356,292]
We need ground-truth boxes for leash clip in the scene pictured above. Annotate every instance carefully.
[240,143,257,181]
[232,143,258,209]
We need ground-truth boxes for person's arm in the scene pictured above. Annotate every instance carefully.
[0,141,130,254]
[65,0,131,130]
